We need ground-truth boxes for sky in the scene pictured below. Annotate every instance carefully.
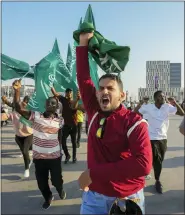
[2,2,184,100]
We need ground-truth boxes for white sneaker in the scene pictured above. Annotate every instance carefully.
[29,159,33,169]
[24,169,30,178]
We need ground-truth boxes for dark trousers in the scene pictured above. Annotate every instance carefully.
[151,139,167,181]
[85,121,88,135]
[34,158,64,202]
[76,122,83,146]
[15,135,33,169]
[62,124,77,159]
[1,120,8,127]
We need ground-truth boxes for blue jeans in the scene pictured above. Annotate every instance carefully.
[80,189,145,214]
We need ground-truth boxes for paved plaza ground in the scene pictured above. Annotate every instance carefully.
[1,115,184,214]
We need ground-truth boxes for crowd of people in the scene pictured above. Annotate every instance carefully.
[1,31,185,214]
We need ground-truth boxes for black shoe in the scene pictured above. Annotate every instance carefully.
[42,196,54,210]
[76,143,80,148]
[155,180,163,194]
[60,190,66,200]
[73,158,77,163]
[64,155,71,164]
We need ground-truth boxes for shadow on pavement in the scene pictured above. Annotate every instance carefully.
[163,156,184,168]
[2,188,184,214]
[2,181,81,214]
[144,185,156,194]
[1,141,17,146]
[1,163,25,175]
[1,151,23,158]
[63,180,83,200]
[62,160,87,172]
[1,175,22,181]
[167,146,184,151]
[1,164,36,182]
[145,189,184,214]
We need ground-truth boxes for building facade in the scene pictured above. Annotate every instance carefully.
[170,63,181,88]
[138,61,184,102]
[1,85,35,98]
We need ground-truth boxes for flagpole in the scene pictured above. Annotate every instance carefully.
[20,68,33,97]
[8,86,9,98]
[20,69,32,80]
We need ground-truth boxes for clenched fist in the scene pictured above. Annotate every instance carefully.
[1,95,7,103]
[12,79,22,90]
[79,32,94,46]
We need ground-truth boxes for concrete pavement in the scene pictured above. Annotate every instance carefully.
[1,115,184,214]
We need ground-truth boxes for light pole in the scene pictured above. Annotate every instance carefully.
[126,91,128,102]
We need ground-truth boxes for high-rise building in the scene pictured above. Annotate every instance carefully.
[146,61,170,90]
[170,63,181,87]
[138,61,184,102]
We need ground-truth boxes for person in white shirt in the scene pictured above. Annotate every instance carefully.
[135,90,184,194]
[137,97,152,180]
[141,97,150,121]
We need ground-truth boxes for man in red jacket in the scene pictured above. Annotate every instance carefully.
[77,32,152,214]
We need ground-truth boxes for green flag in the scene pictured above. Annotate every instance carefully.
[84,5,99,89]
[1,54,34,80]
[26,39,76,113]
[51,39,77,93]
[66,43,72,71]
[71,14,99,91]
[27,90,39,112]
[84,4,96,29]
[20,87,38,127]
[33,51,59,112]
[52,39,61,55]
[73,19,130,74]
[19,116,33,127]
[70,18,83,91]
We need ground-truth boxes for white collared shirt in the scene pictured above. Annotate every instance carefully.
[139,103,177,140]
[141,103,149,120]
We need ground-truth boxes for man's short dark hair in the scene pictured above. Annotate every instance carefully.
[47,96,59,105]
[23,96,30,102]
[99,74,123,92]
[65,88,72,93]
[154,90,163,100]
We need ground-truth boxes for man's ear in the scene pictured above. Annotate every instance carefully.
[96,90,100,99]
[120,91,125,102]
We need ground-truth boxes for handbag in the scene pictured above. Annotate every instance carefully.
[109,198,143,215]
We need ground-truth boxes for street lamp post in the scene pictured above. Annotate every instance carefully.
[126,91,128,102]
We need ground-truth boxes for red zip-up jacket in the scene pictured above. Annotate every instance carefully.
[76,46,152,198]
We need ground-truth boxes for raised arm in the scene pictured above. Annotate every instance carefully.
[134,100,144,115]
[174,101,184,116]
[168,97,184,116]
[12,80,31,120]
[76,32,100,118]
[1,96,13,108]
[51,86,60,98]
[71,90,80,110]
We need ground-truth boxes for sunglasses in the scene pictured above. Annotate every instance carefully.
[96,118,107,139]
